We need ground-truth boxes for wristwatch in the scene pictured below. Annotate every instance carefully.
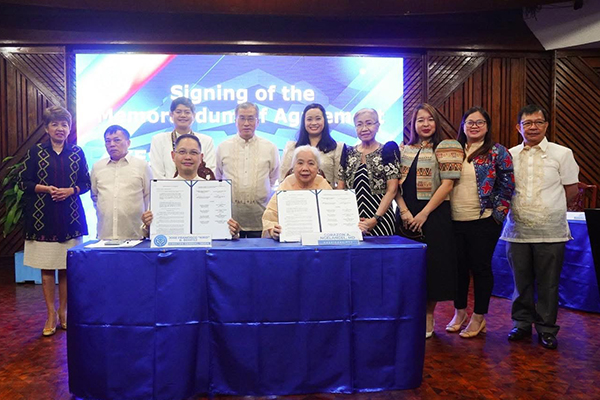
[373,214,382,224]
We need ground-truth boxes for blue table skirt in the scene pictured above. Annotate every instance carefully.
[492,220,600,313]
[67,237,427,400]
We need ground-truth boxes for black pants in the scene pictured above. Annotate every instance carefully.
[506,241,565,335]
[239,230,262,239]
[453,216,503,314]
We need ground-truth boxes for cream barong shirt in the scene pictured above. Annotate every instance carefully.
[216,134,280,231]
[501,137,579,243]
[91,153,152,239]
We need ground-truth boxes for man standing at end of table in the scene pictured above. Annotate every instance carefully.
[216,102,280,238]
[91,125,153,239]
[150,97,216,178]
[501,104,579,350]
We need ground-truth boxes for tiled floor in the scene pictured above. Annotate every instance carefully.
[1,267,599,400]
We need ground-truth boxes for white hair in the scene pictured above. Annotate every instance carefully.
[353,108,379,123]
[291,145,321,169]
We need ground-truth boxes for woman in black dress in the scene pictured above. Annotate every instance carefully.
[338,108,400,236]
[396,103,464,338]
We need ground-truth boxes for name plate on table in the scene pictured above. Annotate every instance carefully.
[302,232,361,246]
[152,234,212,248]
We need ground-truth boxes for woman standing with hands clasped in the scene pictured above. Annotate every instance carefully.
[396,103,464,339]
[18,106,90,336]
[446,107,514,338]
[338,108,400,236]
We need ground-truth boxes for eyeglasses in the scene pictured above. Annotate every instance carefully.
[173,110,193,116]
[521,120,547,128]
[175,149,201,156]
[465,120,486,127]
[237,116,257,123]
[355,121,379,129]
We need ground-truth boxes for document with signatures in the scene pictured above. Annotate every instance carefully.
[277,189,361,242]
[150,179,232,240]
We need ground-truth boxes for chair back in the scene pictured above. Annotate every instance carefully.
[568,182,598,211]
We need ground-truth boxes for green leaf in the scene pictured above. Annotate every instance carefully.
[16,189,23,204]
[14,207,22,223]
[5,206,17,225]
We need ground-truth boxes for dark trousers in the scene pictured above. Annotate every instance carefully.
[506,241,566,335]
[239,230,262,239]
[453,216,503,314]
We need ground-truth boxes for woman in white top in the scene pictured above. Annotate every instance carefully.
[280,103,343,187]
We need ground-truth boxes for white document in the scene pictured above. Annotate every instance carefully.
[86,240,143,248]
[317,190,361,236]
[150,179,232,241]
[150,180,191,237]
[277,189,361,243]
[192,180,232,240]
[277,190,321,243]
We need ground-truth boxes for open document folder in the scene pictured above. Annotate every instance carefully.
[277,189,361,243]
[150,179,232,240]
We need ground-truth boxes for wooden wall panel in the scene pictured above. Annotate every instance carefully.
[555,56,600,206]
[0,48,66,258]
[431,55,527,148]
[402,56,423,142]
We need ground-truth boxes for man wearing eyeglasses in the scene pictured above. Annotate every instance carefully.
[150,97,216,179]
[501,104,579,350]
[215,102,280,238]
[91,125,153,239]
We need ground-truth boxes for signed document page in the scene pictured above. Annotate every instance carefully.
[317,190,361,235]
[277,190,320,243]
[192,180,232,239]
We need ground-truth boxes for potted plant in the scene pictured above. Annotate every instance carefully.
[0,156,25,237]
[0,156,41,283]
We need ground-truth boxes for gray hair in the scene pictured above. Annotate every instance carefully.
[291,145,321,169]
[353,108,379,123]
[235,102,259,118]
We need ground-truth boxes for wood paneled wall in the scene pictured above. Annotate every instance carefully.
[1,47,600,258]
[0,47,67,258]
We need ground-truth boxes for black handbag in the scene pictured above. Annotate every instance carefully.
[397,222,426,243]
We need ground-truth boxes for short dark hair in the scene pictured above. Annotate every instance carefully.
[170,97,195,113]
[43,106,72,128]
[103,125,130,140]
[174,133,202,152]
[296,103,337,153]
[235,102,259,118]
[517,104,549,123]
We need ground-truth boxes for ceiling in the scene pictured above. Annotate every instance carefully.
[0,0,568,17]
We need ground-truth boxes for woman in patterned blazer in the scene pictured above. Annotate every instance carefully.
[396,103,464,339]
[18,106,90,336]
[445,106,514,338]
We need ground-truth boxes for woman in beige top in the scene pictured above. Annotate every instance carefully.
[280,103,343,187]
[447,107,514,338]
[263,145,332,239]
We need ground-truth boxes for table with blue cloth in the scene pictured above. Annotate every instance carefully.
[492,219,599,313]
[67,236,427,400]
